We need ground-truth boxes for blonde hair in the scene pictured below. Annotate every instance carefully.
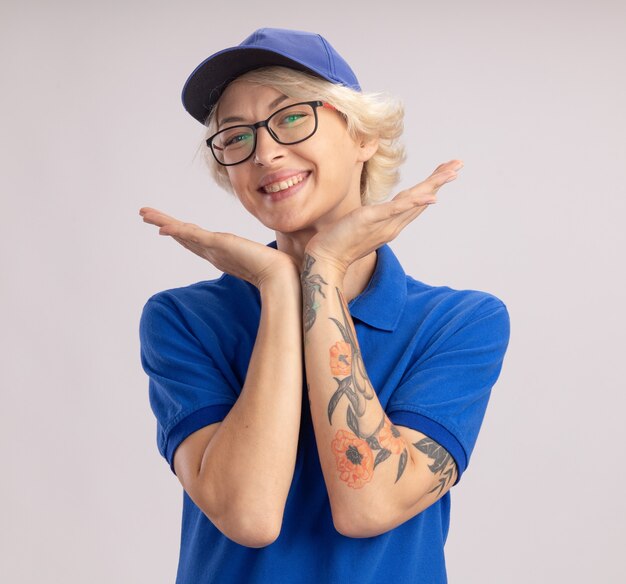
[198,66,406,205]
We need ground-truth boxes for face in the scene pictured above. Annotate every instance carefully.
[214,80,377,235]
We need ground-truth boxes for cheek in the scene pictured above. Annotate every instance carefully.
[319,145,359,186]
[226,169,251,199]
[225,167,238,187]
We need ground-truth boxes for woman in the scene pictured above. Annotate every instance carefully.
[139,28,510,583]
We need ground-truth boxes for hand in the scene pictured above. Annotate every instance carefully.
[139,207,299,289]
[304,159,464,274]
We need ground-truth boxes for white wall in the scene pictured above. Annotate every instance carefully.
[2,0,624,582]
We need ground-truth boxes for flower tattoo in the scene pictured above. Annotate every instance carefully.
[330,341,352,376]
[378,420,405,455]
[331,429,375,489]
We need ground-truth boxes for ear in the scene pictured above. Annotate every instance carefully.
[357,135,379,163]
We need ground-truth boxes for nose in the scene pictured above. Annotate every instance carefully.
[252,126,286,166]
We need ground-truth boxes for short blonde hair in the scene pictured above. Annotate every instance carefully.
[199,66,406,205]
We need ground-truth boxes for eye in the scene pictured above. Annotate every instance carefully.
[222,130,254,148]
[283,113,306,124]
[276,111,309,127]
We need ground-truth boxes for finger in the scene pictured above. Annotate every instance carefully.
[139,207,178,221]
[158,222,216,246]
[395,160,463,204]
[430,159,464,176]
[158,222,197,238]
[397,200,433,225]
[142,210,185,228]
[364,199,433,249]
[139,206,161,216]
[392,164,463,216]
[426,168,458,191]
[393,196,434,223]
[380,201,434,242]
[420,160,463,194]
[406,168,458,199]
[357,160,463,241]
[390,170,454,209]
[389,193,437,216]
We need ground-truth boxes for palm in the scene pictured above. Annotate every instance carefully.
[305,160,463,272]
[139,207,298,288]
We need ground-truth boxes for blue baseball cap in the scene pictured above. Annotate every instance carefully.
[181,28,361,125]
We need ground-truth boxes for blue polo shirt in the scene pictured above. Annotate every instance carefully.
[139,240,510,584]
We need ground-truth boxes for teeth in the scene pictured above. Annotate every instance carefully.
[263,174,305,194]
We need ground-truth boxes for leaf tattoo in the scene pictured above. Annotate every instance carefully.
[346,406,360,437]
[374,448,392,469]
[301,253,328,333]
[413,437,457,496]
[396,449,408,483]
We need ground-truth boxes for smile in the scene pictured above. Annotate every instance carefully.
[262,173,308,194]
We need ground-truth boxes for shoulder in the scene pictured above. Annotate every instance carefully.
[142,273,260,321]
[145,272,257,309]
[407,274,507,317]
[401,275,510,349]
[140,237,282,319]
[139,273,262,348]
[376,244,507,334]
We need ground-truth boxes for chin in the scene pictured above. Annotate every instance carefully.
[244,201,303,230]
[262,216,309,235]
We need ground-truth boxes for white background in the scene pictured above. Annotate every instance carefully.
[2,0,624,582]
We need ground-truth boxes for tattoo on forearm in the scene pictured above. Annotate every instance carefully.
[321,285,407,489]
[301,253,328,333]
[412,438,457,496]
[326,286,375,424]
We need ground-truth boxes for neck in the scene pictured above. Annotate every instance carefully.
[275,231,378,303]
[273,171,377,301]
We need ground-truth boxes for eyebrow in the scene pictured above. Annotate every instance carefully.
[217,95,291,127]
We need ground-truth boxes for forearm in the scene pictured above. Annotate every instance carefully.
[301,253,425,537]
[199,273,303,538]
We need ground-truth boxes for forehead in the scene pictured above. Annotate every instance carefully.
[217,81,287,118]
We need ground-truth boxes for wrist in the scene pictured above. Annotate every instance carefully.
[258,268,301,297]
[301,251,347,285]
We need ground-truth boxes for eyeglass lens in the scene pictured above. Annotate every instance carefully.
[211,102,318,165]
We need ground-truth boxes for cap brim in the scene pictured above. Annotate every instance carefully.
[181,47,328,124]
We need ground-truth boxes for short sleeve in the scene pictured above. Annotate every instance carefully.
[386,296,510,485]
[139,296,238,475]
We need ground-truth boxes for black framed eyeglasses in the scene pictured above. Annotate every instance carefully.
[206,100,337,166]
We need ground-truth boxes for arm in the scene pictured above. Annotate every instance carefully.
[174,271,303,548]
[301,253,457,538]
[138,210,307,547]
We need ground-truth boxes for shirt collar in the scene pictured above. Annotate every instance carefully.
[347,243,408,331]
[267,241,407,332]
